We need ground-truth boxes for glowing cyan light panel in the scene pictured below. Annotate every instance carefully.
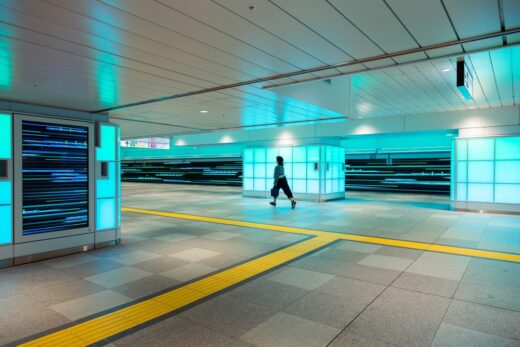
[0,39,11,88]
[0,113,11,158]
[0,113,11,244]
[97,57,118,106]
[243,145,345,199]
[96,124,119,231]
[454,136,520,205]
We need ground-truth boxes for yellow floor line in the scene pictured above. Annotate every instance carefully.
[19,236,336,347]
[122,206,520,263]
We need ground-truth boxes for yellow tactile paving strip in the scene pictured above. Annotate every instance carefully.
[122,207,520,263]
[19,236,336,347]
[21,206,520,346]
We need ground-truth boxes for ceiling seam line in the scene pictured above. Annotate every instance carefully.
[487,52,504,107]
[324,0,399,67]
[440,0,464,53]
[154,0,315,72]
[267,0,355,59]
[6,1,261,81]
[203,0,331,68]
[97,0,285,75]
[382,0,430,59]
[466,56,491,108]
[0,27,215,91]
[93,27,520,113]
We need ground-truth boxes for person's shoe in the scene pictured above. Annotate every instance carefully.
[270,201,276,206]
[291,200,296,209]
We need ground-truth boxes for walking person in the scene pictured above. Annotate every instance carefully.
[270,156,296,209]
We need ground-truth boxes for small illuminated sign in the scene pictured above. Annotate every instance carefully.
[121,137,170,149]
[456,59,473,100]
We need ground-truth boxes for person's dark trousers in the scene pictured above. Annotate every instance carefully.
[276,177,293,199]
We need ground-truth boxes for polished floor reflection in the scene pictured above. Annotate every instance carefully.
[1,183,519,346]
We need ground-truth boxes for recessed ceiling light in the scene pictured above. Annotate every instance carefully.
[442,68,451,72]
[200,110,208,113]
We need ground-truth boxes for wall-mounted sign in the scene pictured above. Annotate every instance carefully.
[121,137,170,149]
[456,59,473,100]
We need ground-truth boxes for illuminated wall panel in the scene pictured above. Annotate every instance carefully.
[453,136,520,210]
[0,113,11,244]
[243,145,345,201]
[96,124,120,231]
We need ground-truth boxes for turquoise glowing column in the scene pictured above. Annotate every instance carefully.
[243,145,345,201]
[96,124,120,231]
[453,136,520,211]
[0,113,12,244]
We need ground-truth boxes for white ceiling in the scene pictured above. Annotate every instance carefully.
[0,0,518,137]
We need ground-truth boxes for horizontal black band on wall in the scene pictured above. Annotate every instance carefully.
[121,159,243,186]
[122,155,451,195]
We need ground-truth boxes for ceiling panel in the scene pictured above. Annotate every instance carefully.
[327,0,419,53]
[213,0,349,65]
[156,0,326,72]
[386,0,457,46]
[99,0,298,73]
[270,0,383,59]
[503,0,520,29]
[443,0,501,38]
[468,51,502,107]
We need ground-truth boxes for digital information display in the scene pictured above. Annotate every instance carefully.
[22,121,89,235]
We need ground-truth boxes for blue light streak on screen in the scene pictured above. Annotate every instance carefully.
[22,121,89,235]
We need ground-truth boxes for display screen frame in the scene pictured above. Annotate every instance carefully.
[13,114,95,243]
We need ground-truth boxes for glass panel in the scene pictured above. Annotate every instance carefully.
[307,162,319,179]
[278,147,292,162]
[97,197,116,230]
[266,148,278,162]
[467,183,493,202]
[326,180,332,193]
[326,147,333,161]
[243,178,253,190]
[0,113,11,159]
[495,161,520,183]
[456,162,467,182]
[307,146,319,161]
[0,205,12,244]
[254,148,266,163]
[266,163,276,179]
[243,148,254,162]
[254,178,266,191]
[456,139,467,161]
[293,179,306,193]
[468,161,493,183]
[0,181,10,205]
[292,147,306,162]
[307,180,319,194]
[495,184,520,204]
[254,163,266,178]
[97,125,116,161]
[243,163,253,177]
[284,163,293,178]
[456,183,467,201]
[97,162,116,198]
[496,137,520,160]
[467,138,494,160]
[293,163,306,179]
